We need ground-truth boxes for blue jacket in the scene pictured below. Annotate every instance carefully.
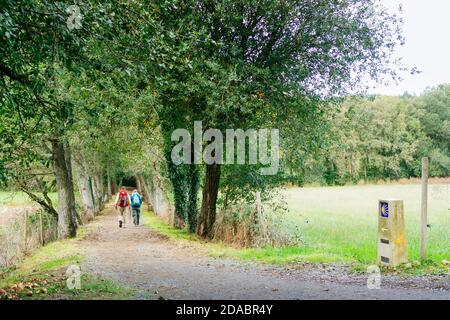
[130,192,143,208]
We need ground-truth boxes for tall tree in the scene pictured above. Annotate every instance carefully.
[187,0,406,237]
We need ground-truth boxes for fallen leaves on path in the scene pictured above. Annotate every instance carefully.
[0,276,63,300]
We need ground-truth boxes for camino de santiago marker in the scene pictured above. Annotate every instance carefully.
[377,199,408,267]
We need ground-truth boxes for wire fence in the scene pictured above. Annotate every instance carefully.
[0,209,57,269]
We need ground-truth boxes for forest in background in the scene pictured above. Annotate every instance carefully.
[288,85,450,186]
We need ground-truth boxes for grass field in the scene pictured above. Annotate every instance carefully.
[0,191,58,207]
[1,184,449,275]
[144,183,449,274]
[282,184,449,266]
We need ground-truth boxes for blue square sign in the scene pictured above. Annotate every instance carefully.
[380,202,389,218]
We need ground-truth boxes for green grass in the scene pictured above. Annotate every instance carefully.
[0,223,134,300]
[282,184,449,268]
[143,183,450,275]
[143,211,354,264]
[0,191,58,207]
[144,213,193,241]
[208,246,354,264]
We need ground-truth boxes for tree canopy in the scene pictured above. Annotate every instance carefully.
[3,0,442,242]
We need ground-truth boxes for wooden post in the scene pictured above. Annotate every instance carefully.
[39,210,44,246]
[255,191,268,242]
[421,157,429,260]
[255,191,262,217]
[23,210,28,251]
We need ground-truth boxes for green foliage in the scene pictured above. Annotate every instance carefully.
[146,0,407,231]
[417,85,450,175]
[0,222,134,299]
[1,0,436,238]
[0,0,128,223]
[292,90,450,185]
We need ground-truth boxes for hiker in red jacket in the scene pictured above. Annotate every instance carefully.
[115,186,131,228]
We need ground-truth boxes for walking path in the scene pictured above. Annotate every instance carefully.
[80,204,450,300]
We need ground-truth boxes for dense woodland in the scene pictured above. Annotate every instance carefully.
[290,87,450,186]
[0,1,448,243]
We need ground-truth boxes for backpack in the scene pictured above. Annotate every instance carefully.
[118,191,128,207]
[131,193,141,207]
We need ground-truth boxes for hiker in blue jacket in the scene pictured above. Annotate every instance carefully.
[130,189,143,226]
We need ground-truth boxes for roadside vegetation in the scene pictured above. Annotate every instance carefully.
[144,182,450,276]
[0,223,133,300]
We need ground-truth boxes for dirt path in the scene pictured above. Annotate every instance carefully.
[80,204,449,300]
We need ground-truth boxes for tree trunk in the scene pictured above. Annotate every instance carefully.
[89,176,99,214]
[137,175,153,211]
[96,174,104,209]
[92,173,105,212]
[111,179,118,195]
[64,145,82,226]
[73,158,95,221]
[96,174,104,201]
[51,139,77,239]
[187,164,199,233]
[136,175,143,194]
[106,171,112,199]
[78,173,95,221]
[71,150,96,219]
[152,175,162,215]
[197,163,221,238]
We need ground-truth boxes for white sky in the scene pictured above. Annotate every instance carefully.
[369,0,450,96]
